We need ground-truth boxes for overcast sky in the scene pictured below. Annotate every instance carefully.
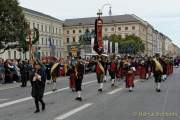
[19,0,180,47]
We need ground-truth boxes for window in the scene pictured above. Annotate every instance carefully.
[73,30,76,34]
[73,37,76,42]
[125,27,128,30]
[79,30,82,33]
[56,40,58,45]
[56,28,58,34]
[37,24,39,30]
[46,52,48,56]
[118,27,121,31]
[8,51,11,59]
[105,28,108,32]
[33,23,35,28]
[45,25,47,32]
[41,25,43,31]
[132,26,135,30]
[42,37,44,45]
[111,27,114,31]
[52,39,54,45]
[52,27,54,33]
[59,29,61,34]
[49,26,51,33]
[45,38,48,45]
[42,52,44,56]
[67,30,69,34]
[14,51,16,59]
[67,38,69,43]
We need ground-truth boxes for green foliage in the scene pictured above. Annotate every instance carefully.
[108,34,145,54]
[0,0,39,53]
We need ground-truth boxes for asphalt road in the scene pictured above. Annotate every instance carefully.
[0,68,179,120]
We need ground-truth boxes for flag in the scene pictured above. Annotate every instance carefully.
[110,42,112,54]
[49,38,55,56]
[115,42,118,54]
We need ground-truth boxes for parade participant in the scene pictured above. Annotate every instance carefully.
[109,54,117,87]
[51,62,60,91]
[75,56,84,101]
[124,56,136,92]
[160,56,168,81]
[68,64,77,92]
[139,58,146,80]
[102,56,108,82]
[95,55,105,92]
[145,57,152,80]
[0,59,5,84]
[152,54,163,92]
[45,60,52,84]
[31,62,46,113]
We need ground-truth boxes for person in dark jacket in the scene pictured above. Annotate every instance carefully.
[75,56,84,101]
[31,62,46,113]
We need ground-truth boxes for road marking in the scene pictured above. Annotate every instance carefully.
[107,80,139,95]
[108,88,123,94]
[55,103,93,120]
[0,80,96,108]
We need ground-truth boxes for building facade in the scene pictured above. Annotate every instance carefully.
[2,8,64,60]
[1,8,179,59]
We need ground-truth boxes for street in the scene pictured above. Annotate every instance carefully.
[0,68,179,120]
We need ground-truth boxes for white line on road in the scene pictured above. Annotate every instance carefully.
[0,80,96,108]
[55,103,93,120]
[107,80,139,95]
[107,88,123,94]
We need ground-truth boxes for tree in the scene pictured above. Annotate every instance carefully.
[109,34,145,54]
[0,0,38,54]
[119,35,145,54]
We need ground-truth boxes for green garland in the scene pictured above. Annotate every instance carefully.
[32,28,39,44]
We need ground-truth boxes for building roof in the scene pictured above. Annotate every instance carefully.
[64,14,141,27]
[22,7,63,23]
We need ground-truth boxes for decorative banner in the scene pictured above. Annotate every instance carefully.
[110,41,112,54]
[93,18,103,55]
[115,42,118,54]
[103,40,108,54]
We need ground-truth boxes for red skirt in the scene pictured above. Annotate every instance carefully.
[116,68,122,78]
[166,64,170,75]
[69,73,76,89]
[135,66,140,75]
[125,73,134,88]
[140,66,146,79]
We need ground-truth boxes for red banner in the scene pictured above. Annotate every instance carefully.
[94,18,103,55]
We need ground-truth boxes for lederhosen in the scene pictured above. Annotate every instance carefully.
[75,63,84,91]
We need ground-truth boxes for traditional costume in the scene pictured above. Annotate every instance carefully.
[96,60,105,92]
[124,58,136,92]
[152,55,163,92]
[50,62,60,91]
[75,57,84,101]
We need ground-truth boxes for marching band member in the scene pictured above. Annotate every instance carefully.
[75,56,84,101]
[124,56,136,92]
[139,58,146,80]
[50,62,60,91]
[109,55,117,87]
[152,54,163,92]
[95,56,105,92]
